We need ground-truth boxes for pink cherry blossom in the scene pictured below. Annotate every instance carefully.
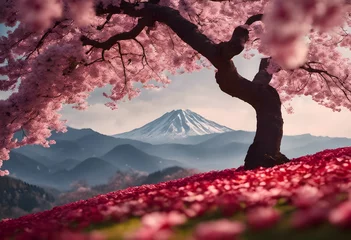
[329,201,351,227]
[291,204,329,228]
[246,206,280,230]
[193,219,245,240]
[262,0,349,68]
[292,185,322,208]
[66,0,96,26]
[125,211,186,240]
[17,0,63,31]
[141,211,186,229]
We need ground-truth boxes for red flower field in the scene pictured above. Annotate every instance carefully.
[1,147,351,240]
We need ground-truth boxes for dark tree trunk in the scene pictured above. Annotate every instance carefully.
[244,84,289,170]
[216,64,289,170]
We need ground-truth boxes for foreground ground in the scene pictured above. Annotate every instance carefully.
[1,147,351,240]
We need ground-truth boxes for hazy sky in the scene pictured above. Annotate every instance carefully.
[1,25,351,138]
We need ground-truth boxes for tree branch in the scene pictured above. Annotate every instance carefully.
[80,17,154,50]
[133,38,163,81]
[301,64,351,102]
[90,2,221,64]
[245,14,263,25]
[216,13,262,61]
[26,20,64,60]
[116,42,128,94]
[252,58,275,85]
[217,25,249,61]
[97,13,113,30]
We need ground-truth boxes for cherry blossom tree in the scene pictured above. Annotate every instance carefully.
[0,0,350,174]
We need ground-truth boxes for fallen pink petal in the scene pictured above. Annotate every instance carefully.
[193,219,245,240]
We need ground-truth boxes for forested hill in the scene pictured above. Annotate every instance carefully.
[0,176,55,220]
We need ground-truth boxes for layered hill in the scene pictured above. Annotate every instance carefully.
[49,157,118,188]
[2,152,50,185]
[48,158,81,172]
[102,144,183,173]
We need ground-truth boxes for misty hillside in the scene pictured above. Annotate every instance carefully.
[49,157,118,189]
[76,133,152,158]
[2,152,49,185]
[102,144,183,173]
[48,158,81,172]
[196,130,256,147]
[142,166,193,185]
[283,136,351,157]
[133,141,249,169]
[15,139,88,164]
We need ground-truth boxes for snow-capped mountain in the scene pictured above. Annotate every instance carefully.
[113,109,233,143]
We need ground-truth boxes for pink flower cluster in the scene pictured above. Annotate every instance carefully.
[0,147,351,239]
[125,211,186,240]
[16,0,96,31]
[18,0,62,30]
[262,0,349,69]
[194,219,245,240]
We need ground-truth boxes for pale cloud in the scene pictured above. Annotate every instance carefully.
[0,90,12,100]
[282,97,351,137]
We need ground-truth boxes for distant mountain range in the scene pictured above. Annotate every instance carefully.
[113,109,233,143]
[6,109,351,190]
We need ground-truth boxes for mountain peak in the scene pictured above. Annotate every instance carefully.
[113,109,233,143]
[172,108,190,112]
[167,109,190,115]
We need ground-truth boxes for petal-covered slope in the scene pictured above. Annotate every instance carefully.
[1,147,351,239]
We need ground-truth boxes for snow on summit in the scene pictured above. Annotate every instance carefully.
[113,109,232,142]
